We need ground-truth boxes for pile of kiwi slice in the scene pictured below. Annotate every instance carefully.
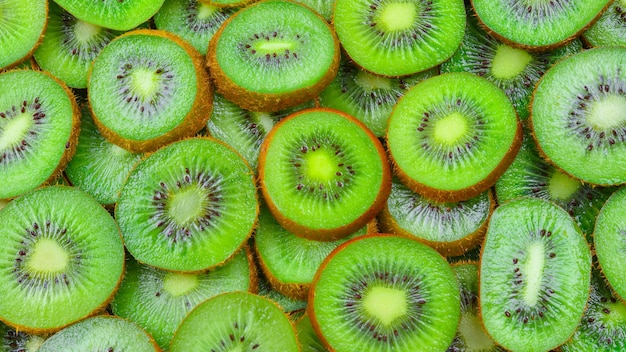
[5,0,626,350]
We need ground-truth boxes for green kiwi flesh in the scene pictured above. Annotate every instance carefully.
[480,197,591,352]
[296,314,328,352]
[0,186,125,333]
[0,322,46,352]
[583,0,626,47]
[309,234,460,351]
[0,0,47,69]
[52,0,165,31]
[531,46,626,186]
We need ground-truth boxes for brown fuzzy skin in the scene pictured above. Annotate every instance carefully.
[378,189,496,257]
[88,29,213,153]
[258,107,392,242]
[206,0,341,113]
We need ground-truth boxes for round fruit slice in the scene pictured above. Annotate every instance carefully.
[309,234,460,351]
[207,0,340,112]
[52,0,165,31]
[531,46,626,186]
[0,186,125,333]
[116,137,258,272]
[386,72,522,202]
[583,0,626,47]
[258,108,391,241]
[170,292,300,351]
[480,197,591,352]
[0,0,47,69]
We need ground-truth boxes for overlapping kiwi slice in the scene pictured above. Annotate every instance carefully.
[52,0,165,31]
[295,314,327,351]
[386,72,522,202]
[583,0,626,47]
[207,0,340,112]
[480,197,591,351]
[309,234,460,351]
[0,186,125,333]
[88,29,212,153]
[531,46,626,186]
[258,108,391,241]
[0,323,46,352]
[0,69,79,200]
[0,0,47,70]
[116,137,258,272]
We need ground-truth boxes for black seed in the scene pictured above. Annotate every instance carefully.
[549,253,556,258]
[505,311,511,317]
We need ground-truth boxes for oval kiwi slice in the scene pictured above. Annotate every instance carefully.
[116,137,258,272]
[170,291,300,351]
[258,108,391,241]
[0,0,47,70]
[386,72,522,202]
[531,46,626,186]
[480,197,592,352]
[53,0,165,31]
[583,0,626,47]
[0,186,125,333]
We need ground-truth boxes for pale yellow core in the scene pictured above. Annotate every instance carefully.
[305,151,337,182]
[167,187,206,226]
[131,69,160,98]
[491,45,533,80]
[587,95,626,130]
[25,336,47,351]
[74,20,101,43]
[257,41,293,53]
[26,238,69,274]
[522,242,545,307]
[379,3,417,31]
[197,3,219,19]
[163,272,198,297]
[548,170,580,201]
[0,113,32,151]
[605,302,626,325]
[363,286,407,326]
[253,112,275,134]
[355,70,392,90]
[227,345,243,352]
[433,112,467,145]
[459,313,496,350]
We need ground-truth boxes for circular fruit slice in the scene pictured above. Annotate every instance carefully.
[116,137,258,272]
[583,0,626,47]
[387,72,522,202]
[0,0,47,69]
[595,186,626,301]
[88,29,212,153]
[52,0,165,31]
[480,197,591,352]
[170,292,300,351]
[531,46,626,186]
[309,234,460,351]
[0,186,125,333]
[207,0,340,112]
[258,108,391,241]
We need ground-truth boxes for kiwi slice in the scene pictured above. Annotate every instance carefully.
[170,291,300,351]
[319,57,437,137]
[111,247,255,349]
[199,0,256,7]
[37,315,159,351]
[0,323,46,352]
[116,137,258,272]
[293,0,333,21]
[258,108,391,241]
[88,29,212,153]
[154,0,237,55]
[379,178,494,257]
[470,0,610,50]
[0,69,80,200]
[257,270,308,318]
[309,234,460,351]
[531,46,626,186]
[480,197,592,351]
[295,314,327,352]
[52,0,165,31]
[207,0,340,112]
[332,0,466,77]
[583,0,626,47]
[0,186,125,333]
[64,105,143,206]
[386,72,522,202]
[0,0,47,70]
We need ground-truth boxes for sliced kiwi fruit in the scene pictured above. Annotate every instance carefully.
[37,315,159,351]
[0,0,47,70]
[379,178,494,257]
[0,323,47,352]
[293,0,333,21]
[257,270,308,319]
[64,104,143,206]
[309,234,460,351]
[198,0,257,7]
[52,0,165,31]
[33,2,122,89]
[111,247,255,349]
[531,46,626,186]
[295,314,328,352]
[207,0,340,112]
[88,29,212,153]
[258,108,391,241]
[170,291,300,351]
[116,137,258,272]
[0,186,125,333]
[0,69,80,200]
[480,197,591,351]
[386,72,522,202]
[583,0,626,47]
[333,0,466,77]
[470,0,610,50]
[154,0,238,55]
[319,57,437,137]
